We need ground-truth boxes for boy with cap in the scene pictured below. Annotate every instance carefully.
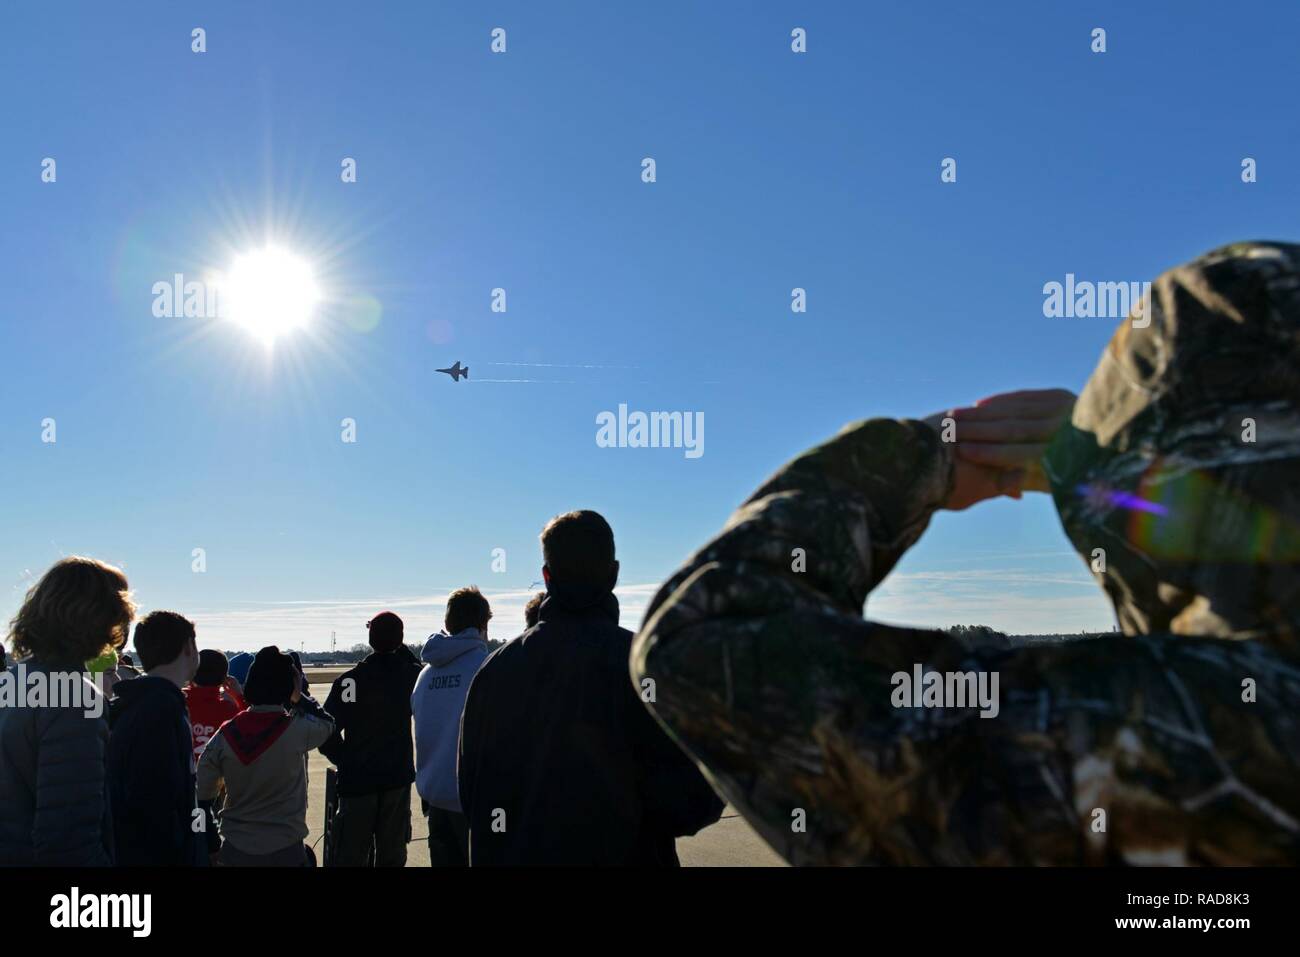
[197,646,334,866]
[321,612,422,866]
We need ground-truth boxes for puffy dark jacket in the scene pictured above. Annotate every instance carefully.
[108,674,207,866]
[458,585,724,866]
[0,660,114,866]
[321,649,421,797]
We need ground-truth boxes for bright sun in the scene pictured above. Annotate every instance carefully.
[222,246,321,345]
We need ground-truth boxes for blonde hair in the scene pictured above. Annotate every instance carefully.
[7,557,135,667]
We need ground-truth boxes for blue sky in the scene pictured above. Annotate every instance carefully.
[2,1,1295,650]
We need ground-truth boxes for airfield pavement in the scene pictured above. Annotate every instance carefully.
[304,670,787,867]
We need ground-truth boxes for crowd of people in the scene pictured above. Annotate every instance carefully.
[2,242,1297,867]
[0,510,723,867]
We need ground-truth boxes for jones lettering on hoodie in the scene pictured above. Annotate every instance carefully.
[427,674,461,690]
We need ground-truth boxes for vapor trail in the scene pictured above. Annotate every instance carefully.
[485,362,640,370]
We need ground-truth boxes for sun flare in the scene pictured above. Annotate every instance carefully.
[221,246,321,345]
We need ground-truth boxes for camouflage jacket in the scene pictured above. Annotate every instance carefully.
[631,418,1300,865]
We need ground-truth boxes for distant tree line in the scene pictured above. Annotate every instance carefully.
[223,626,1109,666]
[230,638,507,666]
[943,624,1114,646]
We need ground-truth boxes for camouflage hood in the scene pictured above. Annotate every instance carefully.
[1046,241,1300,641]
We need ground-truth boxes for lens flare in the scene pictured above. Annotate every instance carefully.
[222,246,321,345]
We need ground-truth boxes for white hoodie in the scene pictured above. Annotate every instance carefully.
[412,628,491,812]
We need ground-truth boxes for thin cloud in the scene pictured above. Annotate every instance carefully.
[871,561,1114,634]
[181,559,1114,653]
[187,585,657,653]
[486,361,640,370]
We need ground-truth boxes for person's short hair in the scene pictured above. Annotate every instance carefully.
[194,649,229,687]
[133,611,196,672]
[367,611,404,652]
[7,557,135,667]
[541,510,616,587]
[523,591,545,628]
[445,587,492,635]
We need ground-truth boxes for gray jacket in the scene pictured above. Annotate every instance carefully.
[0,660,113,866]
[197,701,333,856]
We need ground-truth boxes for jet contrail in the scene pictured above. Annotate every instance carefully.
[475,378,579,384]
[485,362,640,370]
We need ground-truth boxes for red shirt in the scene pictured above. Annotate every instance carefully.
[183,684,246,761]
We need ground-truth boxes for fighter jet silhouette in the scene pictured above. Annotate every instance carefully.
[436,361,469,382]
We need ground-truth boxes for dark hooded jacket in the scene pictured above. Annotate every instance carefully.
[458,584,724,866]
[321,649,422,797]
[108,674,207,866]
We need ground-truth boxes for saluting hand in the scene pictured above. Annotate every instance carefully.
[925,388,1076,511]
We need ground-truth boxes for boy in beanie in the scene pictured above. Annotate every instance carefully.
[226,651,253,690]
[321,612,422,866]
[183,649,245,763]
[288,650,315,701]
[196,646,334,866]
